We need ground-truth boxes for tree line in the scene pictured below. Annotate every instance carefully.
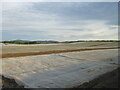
[1,40,120,44]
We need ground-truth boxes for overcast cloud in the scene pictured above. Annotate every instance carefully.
[2,2,118,41]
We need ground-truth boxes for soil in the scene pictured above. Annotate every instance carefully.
[2,47,119,59]
[1,75,25,89]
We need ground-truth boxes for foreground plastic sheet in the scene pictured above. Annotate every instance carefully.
[1,49,119,88]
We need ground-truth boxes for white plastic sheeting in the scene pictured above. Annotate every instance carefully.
[1,49,119,88]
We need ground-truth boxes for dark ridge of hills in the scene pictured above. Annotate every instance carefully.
[1,40,59,44]
[1,40,119,44]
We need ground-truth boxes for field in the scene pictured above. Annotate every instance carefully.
[1,42,118,58]
[0,42,119,89]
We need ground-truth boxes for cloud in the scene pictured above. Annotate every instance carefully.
[1,0,119,2]
[2,2,118,41]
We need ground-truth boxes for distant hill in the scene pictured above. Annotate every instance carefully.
[63,40,120,43]
[1,40,59,44]
[1,40,119,44]
[36,40,59,43]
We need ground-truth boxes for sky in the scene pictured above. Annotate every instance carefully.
[1,2,118,41]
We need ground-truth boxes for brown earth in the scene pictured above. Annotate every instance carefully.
[1,42,118,54]
[1,47,119,59]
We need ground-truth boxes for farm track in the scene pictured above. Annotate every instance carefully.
[1,47,119,59]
